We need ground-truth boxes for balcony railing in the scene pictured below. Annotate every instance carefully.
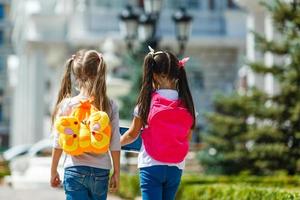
[12,1,246,43]
[82,9,227,37]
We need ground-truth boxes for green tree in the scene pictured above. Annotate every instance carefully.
[119,54,143,119]
[199,0,300,175]
[119,41,158,119]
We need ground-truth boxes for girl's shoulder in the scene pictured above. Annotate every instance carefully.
[59,97,119,117]
[108,99,119,114]
[56,97,73,116]
[109,98,117,108]
[58,96,87,116]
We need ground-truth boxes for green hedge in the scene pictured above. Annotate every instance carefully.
[0,160,10,178]
[180,175,300,188]
[176,184,300,200]
[118,174,140,199]
[117,174,300,199]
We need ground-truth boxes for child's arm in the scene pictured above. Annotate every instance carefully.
[120,116,143,146]
[109,150,120,192]
[50,148,63,188]
[108,100,121,192]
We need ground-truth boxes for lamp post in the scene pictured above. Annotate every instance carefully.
[138,13,158,49]
[119,0,193,56]
[144,0,163,16]
[172,7,193,56]
[119,5,139,50]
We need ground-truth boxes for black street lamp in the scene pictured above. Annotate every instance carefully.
[172,7,193,56]
[138,13,156,41]
[138,13,159,49]
[144,0,163,16]
[119,5,139,50]
[119,0,193,55]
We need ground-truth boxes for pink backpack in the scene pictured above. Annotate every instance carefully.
[141,92,194,163]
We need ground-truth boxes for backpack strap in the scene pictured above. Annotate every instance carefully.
[151,92,183,106]
[149,92,185,117]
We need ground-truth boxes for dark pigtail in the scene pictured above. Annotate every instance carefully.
[137,54,155,126]
[178,67,196,129]
[51,58,73,124]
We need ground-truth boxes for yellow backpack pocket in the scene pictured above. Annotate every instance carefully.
[88,111,111,154]
[55,117,83,155]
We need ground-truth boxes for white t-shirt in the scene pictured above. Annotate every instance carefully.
[134,89,185,170]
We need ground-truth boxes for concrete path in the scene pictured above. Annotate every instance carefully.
[0,186,123,200]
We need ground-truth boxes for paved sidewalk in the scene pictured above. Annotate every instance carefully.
[0,186,123,200]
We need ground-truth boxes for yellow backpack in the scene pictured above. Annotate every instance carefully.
[54,99,111,155]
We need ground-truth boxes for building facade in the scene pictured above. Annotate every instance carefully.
[237,0,281,95]
[9,0,246,146]
[0,0,12,148]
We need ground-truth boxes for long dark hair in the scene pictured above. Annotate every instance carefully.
[137,50,196,128]
[51,49,110,124]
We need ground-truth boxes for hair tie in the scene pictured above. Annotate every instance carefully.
[97,53,103,60]
[178,57,190,69]
[148,46,164,57]
[71,54,76,60]
[148,46,155,56]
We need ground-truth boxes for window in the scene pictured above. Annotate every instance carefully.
[228,0,236,9]
[167,0,200,10]
[138,0,144,8]
[187,0,199,9]
[194,72,204,89]
[45,80,51,91]
[89,0,125,9]
[0,4,4,19]
[190,71,204,90]
[0,31,3,44]
[209,0,215,10]
[0,89,3,123]
[0,104,2,122]
[0,56,4,73]
[166,0,180,9]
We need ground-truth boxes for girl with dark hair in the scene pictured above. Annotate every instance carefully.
[50,50,120,200]
[120,47,196,200]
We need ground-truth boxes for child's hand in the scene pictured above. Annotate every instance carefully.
[109,172,119,193]
[50,171,61,188]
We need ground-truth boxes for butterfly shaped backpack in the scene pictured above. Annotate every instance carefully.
[54,99,111,155]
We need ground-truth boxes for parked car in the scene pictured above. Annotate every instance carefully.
[2,144,32,161]
[6,139,64,189]
[0,144,32,178]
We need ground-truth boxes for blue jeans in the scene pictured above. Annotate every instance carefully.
[139,165,183,200]
[63,166,110,200]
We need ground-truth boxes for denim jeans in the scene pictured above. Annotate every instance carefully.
[139,165,183,200]
[63,166,110,200]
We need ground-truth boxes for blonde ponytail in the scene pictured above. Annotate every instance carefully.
[91,57,110,115]
[51,58,73,124]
